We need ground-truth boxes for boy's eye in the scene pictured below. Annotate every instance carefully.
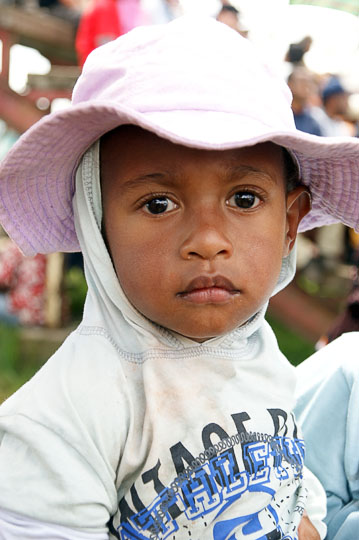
[144,197,177,215]
[227,191,261,209]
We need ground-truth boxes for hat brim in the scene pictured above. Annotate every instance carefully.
[1,101,359,255]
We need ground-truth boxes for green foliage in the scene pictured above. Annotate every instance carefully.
[0,324,26,403]
[0,324,19,369]
[267,315,315,366]
[64,267,87,320]
[0,323,66,403]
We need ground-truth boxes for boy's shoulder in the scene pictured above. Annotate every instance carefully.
[0,328,129,420]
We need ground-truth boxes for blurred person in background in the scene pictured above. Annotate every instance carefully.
[0,227,47,326]
[76,0,147,66]
[38,0,81,30]
[346,94,359,138]
[295,332,359,540]
[75,0,181,67]
[285,36,313,67]
[312,75,353,137]
[216,3,248,37]
[301,77,354,283]
[287,67,322,136]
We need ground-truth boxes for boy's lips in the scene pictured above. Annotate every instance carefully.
[177,275,240,304]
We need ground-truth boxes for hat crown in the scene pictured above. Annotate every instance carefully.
[73,16,295,133]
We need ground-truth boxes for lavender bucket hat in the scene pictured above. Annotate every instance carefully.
[1,15,359,256]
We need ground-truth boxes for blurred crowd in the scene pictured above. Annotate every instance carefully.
[284,35,359,346]
[0,0,359,339]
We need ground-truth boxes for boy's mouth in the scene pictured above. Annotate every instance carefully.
[177,275,240,304]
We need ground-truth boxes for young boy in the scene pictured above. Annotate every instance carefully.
[0,15,358,540]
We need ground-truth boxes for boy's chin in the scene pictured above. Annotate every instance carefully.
[186,335,218,343]
[172,321,248,343]
[150,303,264,343]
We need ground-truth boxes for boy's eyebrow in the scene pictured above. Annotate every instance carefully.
[224,164,278,183]
[119,172,176,192]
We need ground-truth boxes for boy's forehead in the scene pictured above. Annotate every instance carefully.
[100,125,285,176]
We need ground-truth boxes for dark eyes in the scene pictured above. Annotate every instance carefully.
[144,197,177,214]
[227,191,261,209]
[143,191,261,215]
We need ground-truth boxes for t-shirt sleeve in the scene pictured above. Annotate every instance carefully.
[0,333,128,534]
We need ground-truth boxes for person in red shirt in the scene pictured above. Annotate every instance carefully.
[75,0,122,67]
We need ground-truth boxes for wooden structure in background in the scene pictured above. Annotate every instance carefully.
[0,5,79,133]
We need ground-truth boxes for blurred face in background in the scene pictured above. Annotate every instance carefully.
[288,68,319,110]
[216,8,240,33]
[325,93,349,119]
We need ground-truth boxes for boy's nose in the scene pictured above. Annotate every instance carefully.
[179,219,233,261]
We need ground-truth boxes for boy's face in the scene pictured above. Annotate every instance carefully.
[101,126,309,342]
